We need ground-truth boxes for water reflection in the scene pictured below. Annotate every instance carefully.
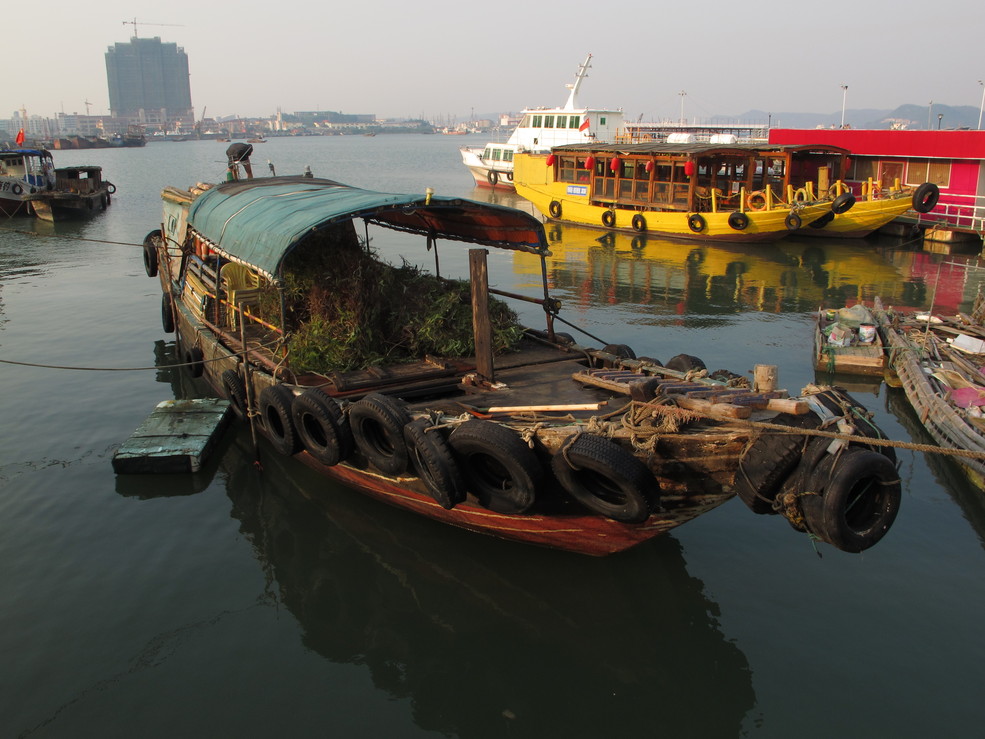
[503,222,985,317]
[219,435,756,738]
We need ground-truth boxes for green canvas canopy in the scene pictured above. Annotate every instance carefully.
[187,176,549,280]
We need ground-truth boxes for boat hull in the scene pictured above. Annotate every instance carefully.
[461,147,515,189]
[29,190,112,221]
[798,195,914,238]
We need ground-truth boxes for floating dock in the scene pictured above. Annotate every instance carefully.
[112,398,231,474]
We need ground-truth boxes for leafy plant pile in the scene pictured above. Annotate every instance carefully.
[258,236,524,374]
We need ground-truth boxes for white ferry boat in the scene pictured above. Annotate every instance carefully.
[460,54,625,190]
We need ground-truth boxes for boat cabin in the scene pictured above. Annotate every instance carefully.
[548,143,848,213]
[52,165,105,194]
[0,148,55,190]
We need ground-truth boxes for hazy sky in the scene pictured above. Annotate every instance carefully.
[8,0,984,122]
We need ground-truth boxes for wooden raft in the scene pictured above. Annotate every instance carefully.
[112,398,232,474]
[572,369,808,419]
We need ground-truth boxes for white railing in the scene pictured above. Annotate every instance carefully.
[913,192,985,234]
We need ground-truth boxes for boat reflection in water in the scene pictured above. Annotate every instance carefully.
[511,223,960,315]
[218,428,756,737]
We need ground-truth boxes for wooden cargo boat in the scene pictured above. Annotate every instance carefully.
[28,165,116,221]
[142,175,901,555]
[878,300,985,488]
[814,304,885,377]
[0,148,55,216]
[512,142,856,242]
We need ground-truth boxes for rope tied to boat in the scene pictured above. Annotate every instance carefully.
[558,431,584,471]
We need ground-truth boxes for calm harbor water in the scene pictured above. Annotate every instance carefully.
[2,135,985,737]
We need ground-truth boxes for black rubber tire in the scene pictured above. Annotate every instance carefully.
[349,393,412,475]
[404,418,466,509]
[487,170,499,186]
[809,211,835,229]
[728,211,749,231]
[161,293,175,333]
[143,230,161,277]
[799,449,901,553]
[448,420,543,513]
[106,183,117,194]
[735,412,819,514]
[687,213,706,233]
[259,385,301,456]
[549,200,562,219]
[221,369,248,420]
[602,210,616,228]
[831,192,855,214]
[912,182,940,213]
[665,353,706,372]
[184,346,205,378]
[632,213,647,232]
[552,434,657,523]
[602,343,637,366]
[785,212,803,231]
[292,388,353,466]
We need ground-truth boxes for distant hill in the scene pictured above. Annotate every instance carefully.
[727,105,982,130]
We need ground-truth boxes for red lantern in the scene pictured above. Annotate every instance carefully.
[684,160,695,176]
[584,156,595,170]
[645,160,654,173]
[546,154,556,166]
[609,157,621,172]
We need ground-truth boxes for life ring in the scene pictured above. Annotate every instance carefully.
[161,293,175,333]
[549,200,562,219]
[551,434,658,523]
[142,230,160,277]
[746,191,767,211]
[448,419,543,513]
[799,449,901,553]
[487,170,499,186]
[404,418,466,509]
[602,209,616,228]
[785,211,803,231]
[106,182,117,194]
[221,369,249,419]
[912,182,940,213]
[183,346,205,378]
[665,353,706,372]
[827,182,850,198]
[631,213,647,233]
[259,385,301,456]
[349,392,412,474]
[793,188,810,203]
[11,183,22,195]
[292,388,353,466]
[831,192,856,215]
[728,211,750,231]
[687,213,706,233]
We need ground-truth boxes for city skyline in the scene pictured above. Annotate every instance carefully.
[5,1,983,124]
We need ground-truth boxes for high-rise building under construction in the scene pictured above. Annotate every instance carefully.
[105,36,193,127]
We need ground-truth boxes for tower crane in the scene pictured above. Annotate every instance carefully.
[122,18,184,38]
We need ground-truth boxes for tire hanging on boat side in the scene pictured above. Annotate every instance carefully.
[448,419,543,513]
[221,369,249,420]
[292,388,353,466]
[404,418,466,509]
[349,393,412,475]
[184,346,205,378]
[143,230,161,277]
[161,293,175,333]
[552,433,658,523]
[259,385,301,456]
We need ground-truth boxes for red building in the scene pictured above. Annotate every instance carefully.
[769,129,985,238]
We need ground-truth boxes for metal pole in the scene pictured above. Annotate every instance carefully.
[978,81,985,130]
[840,85,848,128]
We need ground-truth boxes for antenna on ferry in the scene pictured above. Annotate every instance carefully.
[562,53,593,112]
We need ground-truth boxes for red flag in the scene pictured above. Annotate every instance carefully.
[578,116,590,132]
[15,128,25,145]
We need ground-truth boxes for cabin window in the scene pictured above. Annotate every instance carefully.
[557,116,567,129]
[599,117,606,126]
[483,147,492,159]
[490,149,502,161]
[575,159,590,183]
[906,159,950,188]
[503,150,513,162]
[850,158,877,181]
[532,115,543,128]
[569,116,581,128]
[544,115,555,128]
[558,157,576,182]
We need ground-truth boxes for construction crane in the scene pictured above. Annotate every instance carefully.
[122,18,184,38]
[84,100,92,116]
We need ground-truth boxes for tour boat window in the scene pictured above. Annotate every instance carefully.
[599,117,606,125]
[569,116,580,128]
[503,150,513,162]
[557,117,567,129]
[532,115,543,128]
[544,116,555,128]
[491,149,501,161]
[906,159,950,188]
[850,158,876,181]
[559,157,576,182]
[483,147,492,159]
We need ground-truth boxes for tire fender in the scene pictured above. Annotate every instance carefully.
[602,209,616,228]
[259,385,301,456]
[161,293,175,333]
[221,369,249,420]
[143,230,161,277]
[687,213,706,233]
[912,182,940,213]
[551,434,658,523]
[728,211,749,231]
[785,211,802,231]
[631,213,647,232]
[448,419,543,513]
[349,393,412,474]
[404,418,466,509]
[184,346,205,378]
[831,192,856,214]
[292,388,353,466]
[549,200,562,219]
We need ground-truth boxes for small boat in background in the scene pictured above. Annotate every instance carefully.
[0,148,55,216]
[814,304,885,377]
[27,165,116,222]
